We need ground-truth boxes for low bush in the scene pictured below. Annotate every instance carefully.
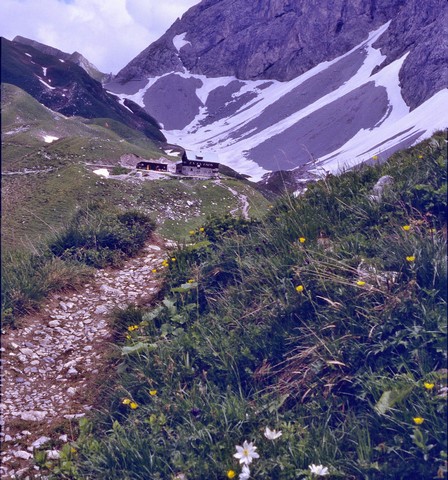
[1,251,93,325]
[50,204,155,267]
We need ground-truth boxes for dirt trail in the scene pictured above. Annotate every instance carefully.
[0,238,170,479]
[214,179,250,219]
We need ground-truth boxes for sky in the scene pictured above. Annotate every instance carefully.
[0,0,200,74]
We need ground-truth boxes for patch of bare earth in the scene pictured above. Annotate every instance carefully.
[0,237,171,479]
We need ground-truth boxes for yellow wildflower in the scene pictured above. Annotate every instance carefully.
[128,325,139,332]
[402,225,411,231]
[428,228,436,233]
[126,334,131,340]
[152,269,157,273]
[149,389,157,396]
[171,257,176,262]
[372,155,378,161]
[130,402,139,410]
[413,417,424,425]
[189,230,195,235]
[227,470,236,479]
[199,227,205,232]
[418,155,423,159]
[424,382,435,390]
[299,237,306,243]
[122,398,131,405]
[295,285,304,293]
[356,280,366,286]
[187,279,195,283]
[406,256,416,262]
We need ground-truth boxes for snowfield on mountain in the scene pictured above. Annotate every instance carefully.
[108,22,448,181]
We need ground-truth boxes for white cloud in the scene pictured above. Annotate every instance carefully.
[0,0,200,74]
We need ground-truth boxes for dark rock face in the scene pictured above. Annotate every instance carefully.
[115,0,447,110]
[12,36,112,83]
[1,38,165,142]
[142,74,203,130]
[372,0,448,109]
[228,47,368,141]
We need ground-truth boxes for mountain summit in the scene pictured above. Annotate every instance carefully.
[109,0,448,181]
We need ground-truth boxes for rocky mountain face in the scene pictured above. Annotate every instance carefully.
[12,36,113,84]
[372,0,448,109]
[1,37,165,143]
[115,0,447,111]
[106,0,447,184]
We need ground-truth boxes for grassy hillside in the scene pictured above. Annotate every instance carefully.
[66,133,447,479]
[2,83,269,249]
[1,83,164,171]
[1,83,269,325]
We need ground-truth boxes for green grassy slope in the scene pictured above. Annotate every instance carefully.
[1,83,164,171]
[73,133,447,480]
[1,82,270,324]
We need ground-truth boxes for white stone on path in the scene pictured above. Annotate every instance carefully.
[20,411,47,422]
[13,450,33,460]
[46,450,60,460]
[32,436,51,448]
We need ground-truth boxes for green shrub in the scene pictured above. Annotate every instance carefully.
[50,204,155,267]
[1,204,155,326]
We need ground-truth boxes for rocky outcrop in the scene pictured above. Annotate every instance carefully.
[13,35,113,83]
[372,0,448,109]
[115,0,447,110]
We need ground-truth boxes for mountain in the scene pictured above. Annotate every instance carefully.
[12,35,112,84]
[1,37,166,144]
[108,0,448,182]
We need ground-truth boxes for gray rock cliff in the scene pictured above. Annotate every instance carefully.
[115,0,447,110]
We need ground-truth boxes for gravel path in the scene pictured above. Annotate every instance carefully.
[214,179,250,219]
[0,239,169,479]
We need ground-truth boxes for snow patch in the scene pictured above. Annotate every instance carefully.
[117,97,134,113]
[164,149,181,156]
[93,169,110,178]
[318,88,448,175]
[173,33,191,52]
[42,67,47,76]
[43,135,59,143]
[37,77,56,90]
[113,21,447,181]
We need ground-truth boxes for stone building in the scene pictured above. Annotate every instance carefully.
[176,151,219,177]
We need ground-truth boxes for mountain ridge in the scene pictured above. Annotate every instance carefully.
[107,0,448,183]
[114,0,447,111]
[1,37,166,144]
[12,35,112,84]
